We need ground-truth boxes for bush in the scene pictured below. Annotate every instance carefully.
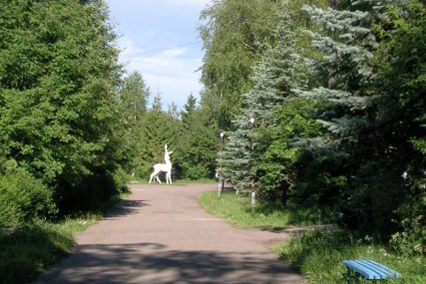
[56,167,123,214]
[112,166,130,193]
[184,164,210,180]
[0,160,57,227]
[390,216,426,256]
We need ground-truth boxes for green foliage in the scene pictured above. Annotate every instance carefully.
[272,230,426,283]
[0,160,57,227]
[373,0,426,242]
[181,93,197,130]
[178,115,218,181]
[256,99,327,204]
[0,0,125,213]
[211,0,425,248]
[199,0,282,128]
[118,71,150,173]
[291,149,348,209]
[111,166,131,193]
[182,164,209,180]
[287,0,426,238]
[390,216,426,256]
[120,71,150,119]
[198,0,329,129]
[177,95,218,180]
[218,0,328,200]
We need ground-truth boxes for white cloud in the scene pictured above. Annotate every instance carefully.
[105,0,206,108]
[118,39,145,58]
[118,38,203,109]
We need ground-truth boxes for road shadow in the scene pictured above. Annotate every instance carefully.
[36,242,301,283]
[104,200,149,219]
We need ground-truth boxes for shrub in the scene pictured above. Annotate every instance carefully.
[390,216,426,256]
[112,166,130,193]
[0,160,57,227]
[184,164,210,180]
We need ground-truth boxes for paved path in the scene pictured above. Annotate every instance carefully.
[36,184,304,283]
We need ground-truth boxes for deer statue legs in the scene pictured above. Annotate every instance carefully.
[149,171,163,184]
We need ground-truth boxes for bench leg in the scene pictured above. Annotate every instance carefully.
[345,268,350,284]
[355,272,360,284]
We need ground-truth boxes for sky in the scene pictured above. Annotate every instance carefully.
[105,0,212,109]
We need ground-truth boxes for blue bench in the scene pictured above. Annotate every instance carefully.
[343,260,401,283]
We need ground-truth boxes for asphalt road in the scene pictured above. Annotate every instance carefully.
[35,184,304,283]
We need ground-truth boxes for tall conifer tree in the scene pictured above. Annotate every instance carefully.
[296,0,423,235]
[218,0,311,193]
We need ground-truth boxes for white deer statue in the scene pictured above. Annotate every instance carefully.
[149,144,173,184]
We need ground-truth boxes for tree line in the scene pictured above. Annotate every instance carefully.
[0,0,218,227]
[201,0,425,254]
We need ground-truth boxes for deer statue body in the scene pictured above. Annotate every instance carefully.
[149,144,173,184]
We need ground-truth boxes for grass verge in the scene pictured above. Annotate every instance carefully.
[199,190,333,229]
[0,191,130,284]
[271,230,426,283]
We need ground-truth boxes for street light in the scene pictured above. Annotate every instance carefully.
[249,117,256,206]
[217,131,225,197]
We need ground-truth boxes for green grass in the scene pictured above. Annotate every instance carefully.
[199,190,333,229]
[198,190,425,283]
[0,191,130,284]
[271,230,426,284]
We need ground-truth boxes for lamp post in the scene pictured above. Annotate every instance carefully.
[217,131,225,197]
[328,1,337,89]
[249,117,256,206]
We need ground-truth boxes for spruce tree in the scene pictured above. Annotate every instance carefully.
[151,91,163,112]
[296,0,423,235]
[293,0,386,232]
[218,0,311,195]
[181,94,197,130]
[176,94,218,180]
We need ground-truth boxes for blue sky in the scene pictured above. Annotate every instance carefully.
[105,0,211,109]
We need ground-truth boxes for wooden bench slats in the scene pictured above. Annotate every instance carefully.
[343,260,402,280]
[359,260,398,278]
